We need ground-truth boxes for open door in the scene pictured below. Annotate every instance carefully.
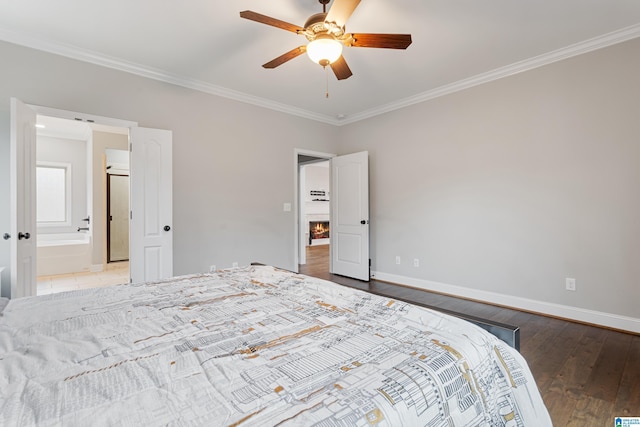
[9,98,37,298]
[129,127,173,283]
[330,151,369,281]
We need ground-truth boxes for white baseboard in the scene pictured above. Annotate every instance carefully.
[90,264,104,273]
[371,271,640,334]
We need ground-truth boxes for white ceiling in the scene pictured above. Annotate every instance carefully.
[1,0,640,125]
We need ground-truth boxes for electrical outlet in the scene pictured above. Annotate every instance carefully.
[413,258,419,267]
[565,278,576,291]
[232,262,239,268]
[395,256,401,265]
[209,265,216,272]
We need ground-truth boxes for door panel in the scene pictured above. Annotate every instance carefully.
[10,98,37,298]
[129,127,172,283]
[330,151,369,281]
[336,233,361,264]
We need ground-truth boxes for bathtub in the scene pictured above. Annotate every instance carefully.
[37,233,91,276]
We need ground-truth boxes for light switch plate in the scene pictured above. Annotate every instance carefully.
[566,278,576,291]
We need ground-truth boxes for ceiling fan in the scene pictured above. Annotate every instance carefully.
[240,0,412,80]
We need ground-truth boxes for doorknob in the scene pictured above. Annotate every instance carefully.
[2,233,10,240]
[163,225,171,232]
[18,232,31,240]
[360,220,368,225]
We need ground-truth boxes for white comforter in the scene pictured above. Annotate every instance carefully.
[0,265,551,426]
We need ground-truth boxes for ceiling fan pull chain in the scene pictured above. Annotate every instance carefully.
[325,66,330,98]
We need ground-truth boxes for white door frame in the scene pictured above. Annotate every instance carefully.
[293,149,335,271]
[29,105,138,129]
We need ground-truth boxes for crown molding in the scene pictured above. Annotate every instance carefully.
[2,23,639,127]
[0,27,339,126]
[338,23,640,125]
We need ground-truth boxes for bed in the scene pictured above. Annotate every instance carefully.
[0,265,551,426]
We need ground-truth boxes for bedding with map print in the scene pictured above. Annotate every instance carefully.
[0,265,551,426]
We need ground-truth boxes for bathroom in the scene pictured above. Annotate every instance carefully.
[36,116,130,293]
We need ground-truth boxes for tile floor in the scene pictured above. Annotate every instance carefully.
[37,262,130,295]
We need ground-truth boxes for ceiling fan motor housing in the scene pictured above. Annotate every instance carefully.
[302,13,345,42]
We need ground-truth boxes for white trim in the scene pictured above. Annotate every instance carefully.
[28,104,138,129]
[295,149,337,160]
[3,24,639,126]
[371,270,640,334]
[107,167,129,176]
[339,24,640,125]
[0,28,336,125]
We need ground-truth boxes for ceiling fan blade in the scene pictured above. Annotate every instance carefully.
[240,11,304,33]
[325,0,361,28]
[330,55,353,80]
[349,33,412,49]
[262,46,307,69]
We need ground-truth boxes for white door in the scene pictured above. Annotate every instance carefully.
[330,151,369,281]
[10,98,37,298]
[129,127,173,283]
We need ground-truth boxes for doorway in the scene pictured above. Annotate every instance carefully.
[11,99,174,298]
[295,150,371,282]
[296,150,334,274]
[34,116,131,295]
[106,149,130,263]
[107,174,129,263]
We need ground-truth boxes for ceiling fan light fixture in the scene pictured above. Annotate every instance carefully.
[306,35,343,66]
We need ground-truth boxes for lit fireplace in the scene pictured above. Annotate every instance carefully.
[309,221,330,244]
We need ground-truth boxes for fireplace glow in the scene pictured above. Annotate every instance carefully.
[309,221,330,243]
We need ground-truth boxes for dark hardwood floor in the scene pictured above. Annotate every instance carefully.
[299,245,640,426]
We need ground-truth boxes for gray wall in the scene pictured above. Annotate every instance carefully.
[338,38,640,319]
[0,40,339,296]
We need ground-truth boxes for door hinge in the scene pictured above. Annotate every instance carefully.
[130,211,132,220]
